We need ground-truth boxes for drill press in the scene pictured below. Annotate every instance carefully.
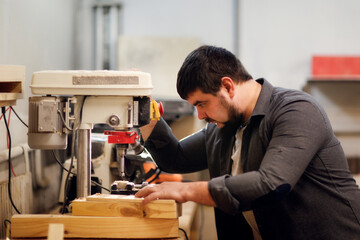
[28,70,160,198]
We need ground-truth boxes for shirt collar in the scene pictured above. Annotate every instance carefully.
[251,78,274,117]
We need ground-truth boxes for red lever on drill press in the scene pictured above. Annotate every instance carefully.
[104,131,139,144]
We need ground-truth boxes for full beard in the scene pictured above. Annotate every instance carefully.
[225,102,245,129]
[205,95,245,129]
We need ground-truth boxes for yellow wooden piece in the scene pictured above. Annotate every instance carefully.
[150,99,161,120]
[72,194,181,219]
[11,214,179,239]
[47,223,64,240]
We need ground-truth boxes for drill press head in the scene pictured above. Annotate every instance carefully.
[28,70,153,149]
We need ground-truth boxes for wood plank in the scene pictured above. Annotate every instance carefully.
[11,214,179,239]
[72,194,181,219]
[0,93,18,101]
[47,224,64,240]
[0,99,16,107]
[0,93,17,107]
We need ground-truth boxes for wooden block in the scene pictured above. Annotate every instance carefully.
[47,223,64,240]
[72,194,181,219]
[0,65,25,107]
[11,214,179,239]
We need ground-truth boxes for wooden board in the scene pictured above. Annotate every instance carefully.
[72,194,181,219]
[0,65,25,107]
[47,224,64,240]
[11,214,179,239]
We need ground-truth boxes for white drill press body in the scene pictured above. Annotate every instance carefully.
[28,70,153,198]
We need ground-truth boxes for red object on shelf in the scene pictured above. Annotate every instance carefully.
[104,131,139,144]
[312,56,360,79]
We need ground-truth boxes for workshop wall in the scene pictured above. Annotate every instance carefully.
[0,1,75,232]
[0,0,75,150]
[75,0,236,98]
[239,0,360,160]
[239,0,360,90]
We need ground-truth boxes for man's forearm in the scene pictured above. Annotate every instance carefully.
[185,181,216,206]
[139,119,158,141]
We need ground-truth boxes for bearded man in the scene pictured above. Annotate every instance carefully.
[136,45,360,240]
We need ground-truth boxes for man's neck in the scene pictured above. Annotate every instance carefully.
[236,79,262,122]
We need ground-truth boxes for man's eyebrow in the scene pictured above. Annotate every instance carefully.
[193,100,204,106]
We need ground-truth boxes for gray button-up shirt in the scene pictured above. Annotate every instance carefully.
[145,79,360,240]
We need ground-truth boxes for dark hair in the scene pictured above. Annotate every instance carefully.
[177,45,252,99]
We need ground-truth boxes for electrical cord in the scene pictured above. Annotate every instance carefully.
[10,106,28,128]
[7,99,110,212]
[61,127,76,213]
[178,227,189,240]
[51,150,110,192]
[7,106,29,176]
[4,219,11,239]
[57,109,72,131]
[148,168,162,184]
[6,107,11,148]
[0,106,9,120]
[1,107,21,214]
[62,96,86,213]
[1,107,16,177]
[5,102,73,212]
[143,147,162,183]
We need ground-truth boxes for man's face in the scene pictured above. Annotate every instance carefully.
[187,88,245,128]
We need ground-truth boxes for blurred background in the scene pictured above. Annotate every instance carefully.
[1,0,360,239]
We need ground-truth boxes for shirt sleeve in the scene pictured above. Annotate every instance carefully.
[144,118,208,173]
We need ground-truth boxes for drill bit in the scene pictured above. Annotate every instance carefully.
[116,144,127,180]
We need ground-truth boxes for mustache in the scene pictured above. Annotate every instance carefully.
[205,115,245,128]
[204,117,216,123]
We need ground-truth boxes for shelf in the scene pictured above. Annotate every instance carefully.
[0,65,25,107]
[303,78,360,92]
[307,78,360,83]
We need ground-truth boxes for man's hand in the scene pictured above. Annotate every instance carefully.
[135,181,216,207]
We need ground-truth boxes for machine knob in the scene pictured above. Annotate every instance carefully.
[108,115,120,127]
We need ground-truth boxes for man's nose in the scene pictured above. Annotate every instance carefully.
[196,107,206,120]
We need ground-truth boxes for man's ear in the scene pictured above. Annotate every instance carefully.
[221,77,235,98]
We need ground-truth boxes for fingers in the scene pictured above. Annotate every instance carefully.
[135,184,160,205]
[135,183,155,198]
[135,182,186,205]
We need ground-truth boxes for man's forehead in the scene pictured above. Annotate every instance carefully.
[187,89,215,106]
